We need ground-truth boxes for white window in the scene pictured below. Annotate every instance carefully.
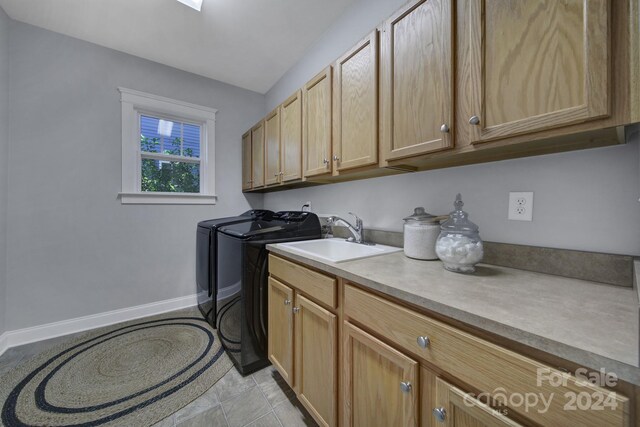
[118,88,217,204]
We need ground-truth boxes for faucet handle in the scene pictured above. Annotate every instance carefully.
[348,212,363,230]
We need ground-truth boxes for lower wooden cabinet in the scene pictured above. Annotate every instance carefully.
[434,377,522,427]
[267,277,294,384]
[295,294,337,427]
[267,270,338,427]
[268,256,634,427]
[343,321,418,427]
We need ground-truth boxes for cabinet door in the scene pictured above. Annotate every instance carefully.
[251,121,265,188]
[343,322,418,427]
[294,294,337,427]
[333,30,378,172]
[466,0,610,143]
[267,277,294,385]
[303,67,332,177]
[380,0,454,162]
[281,90,303,182]
[241,131,252,190]
[434,377,523,427]
[265,108,281,186]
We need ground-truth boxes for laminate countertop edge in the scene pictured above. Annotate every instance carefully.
[267,244,640,386]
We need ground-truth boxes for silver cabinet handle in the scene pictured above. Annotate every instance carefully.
[333,155,339,161]
[279,172,284,176]
[284,299,291,305]
[469,115,480,125]
[292,307,300,314]
[433,407,447,423]
[440,124,449,133]
[323,158,329,165]
[417,336,430,348]
[400,382,412,393]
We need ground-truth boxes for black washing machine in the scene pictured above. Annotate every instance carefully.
[216,211,321,375]
[196,210,273,328]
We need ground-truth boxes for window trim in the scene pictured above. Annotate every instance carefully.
[118,87,217,205]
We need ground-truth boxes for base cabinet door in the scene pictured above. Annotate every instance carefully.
[343,322,418,427]
[267,278,294,385]
[434,378,523,427]
[294,294,337,427]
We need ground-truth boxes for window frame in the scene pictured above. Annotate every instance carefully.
[118,87,217,205]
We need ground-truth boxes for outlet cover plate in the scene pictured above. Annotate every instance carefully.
[508,192,533,221]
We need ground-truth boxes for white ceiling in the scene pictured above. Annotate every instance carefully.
[0,0,357,93]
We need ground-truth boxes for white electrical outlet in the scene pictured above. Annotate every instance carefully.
[508,192,534,221]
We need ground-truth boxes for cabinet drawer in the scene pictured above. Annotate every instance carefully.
[344,284,629,427]
[269,255,337,308]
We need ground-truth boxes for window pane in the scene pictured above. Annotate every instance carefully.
[163,120,182,155]
[140,115,161,153]
[183,124,201,158]
[141,159,200,193]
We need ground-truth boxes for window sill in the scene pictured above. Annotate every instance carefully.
[118,192,217,205]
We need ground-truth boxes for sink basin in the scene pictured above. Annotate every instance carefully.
[278,238,402,263]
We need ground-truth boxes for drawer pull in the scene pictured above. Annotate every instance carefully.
[399,381,412,393]
[433,407,447,423]
[284,299,291,305]
[417,336,431,348]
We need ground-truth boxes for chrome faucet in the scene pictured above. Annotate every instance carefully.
[326,212,369,244]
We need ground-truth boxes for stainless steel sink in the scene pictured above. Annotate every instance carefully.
[278,238,402,263]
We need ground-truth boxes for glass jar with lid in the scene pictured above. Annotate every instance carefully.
[403,207,440,260]
[435,194,484,273]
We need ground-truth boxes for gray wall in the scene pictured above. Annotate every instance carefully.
[0,6,9,335]
[266,0,406,110]
[263,0,640,257]
[6,21,264,330]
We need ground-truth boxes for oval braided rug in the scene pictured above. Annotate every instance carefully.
[0,308,232,427]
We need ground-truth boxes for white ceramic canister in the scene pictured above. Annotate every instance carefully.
[403,207,440,260]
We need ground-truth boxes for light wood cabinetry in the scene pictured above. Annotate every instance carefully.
[333,30,379,173]
[250,121,265,188]
[295,294,337,427]
[380,0,454,162]
[241,131,252,190]
[265,108,281,186]
[434,377,522,427]
[303,67,333,177]
[267,277,294,384]
[268,255,338,427]
[463,0,610,144]
[343,321,418,427]
[267,254,635,427]
[280,90,303,182]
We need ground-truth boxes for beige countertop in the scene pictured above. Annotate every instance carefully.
[267,243,640,386]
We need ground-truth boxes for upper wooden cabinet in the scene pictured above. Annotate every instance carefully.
[333,30,379,173]
[265,107,281,186]
[250,121,265,188]
[380,0,454,162]
[281,90,303,182]
[303,67,333,177]
[241,131,252,191]
[463,0,610,144]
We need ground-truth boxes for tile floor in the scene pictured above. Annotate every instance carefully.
[0,331,318,427]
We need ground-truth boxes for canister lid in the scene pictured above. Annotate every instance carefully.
[403,207,439,223]
[440,194,479,232]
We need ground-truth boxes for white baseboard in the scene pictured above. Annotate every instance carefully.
[0,294,199,357]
